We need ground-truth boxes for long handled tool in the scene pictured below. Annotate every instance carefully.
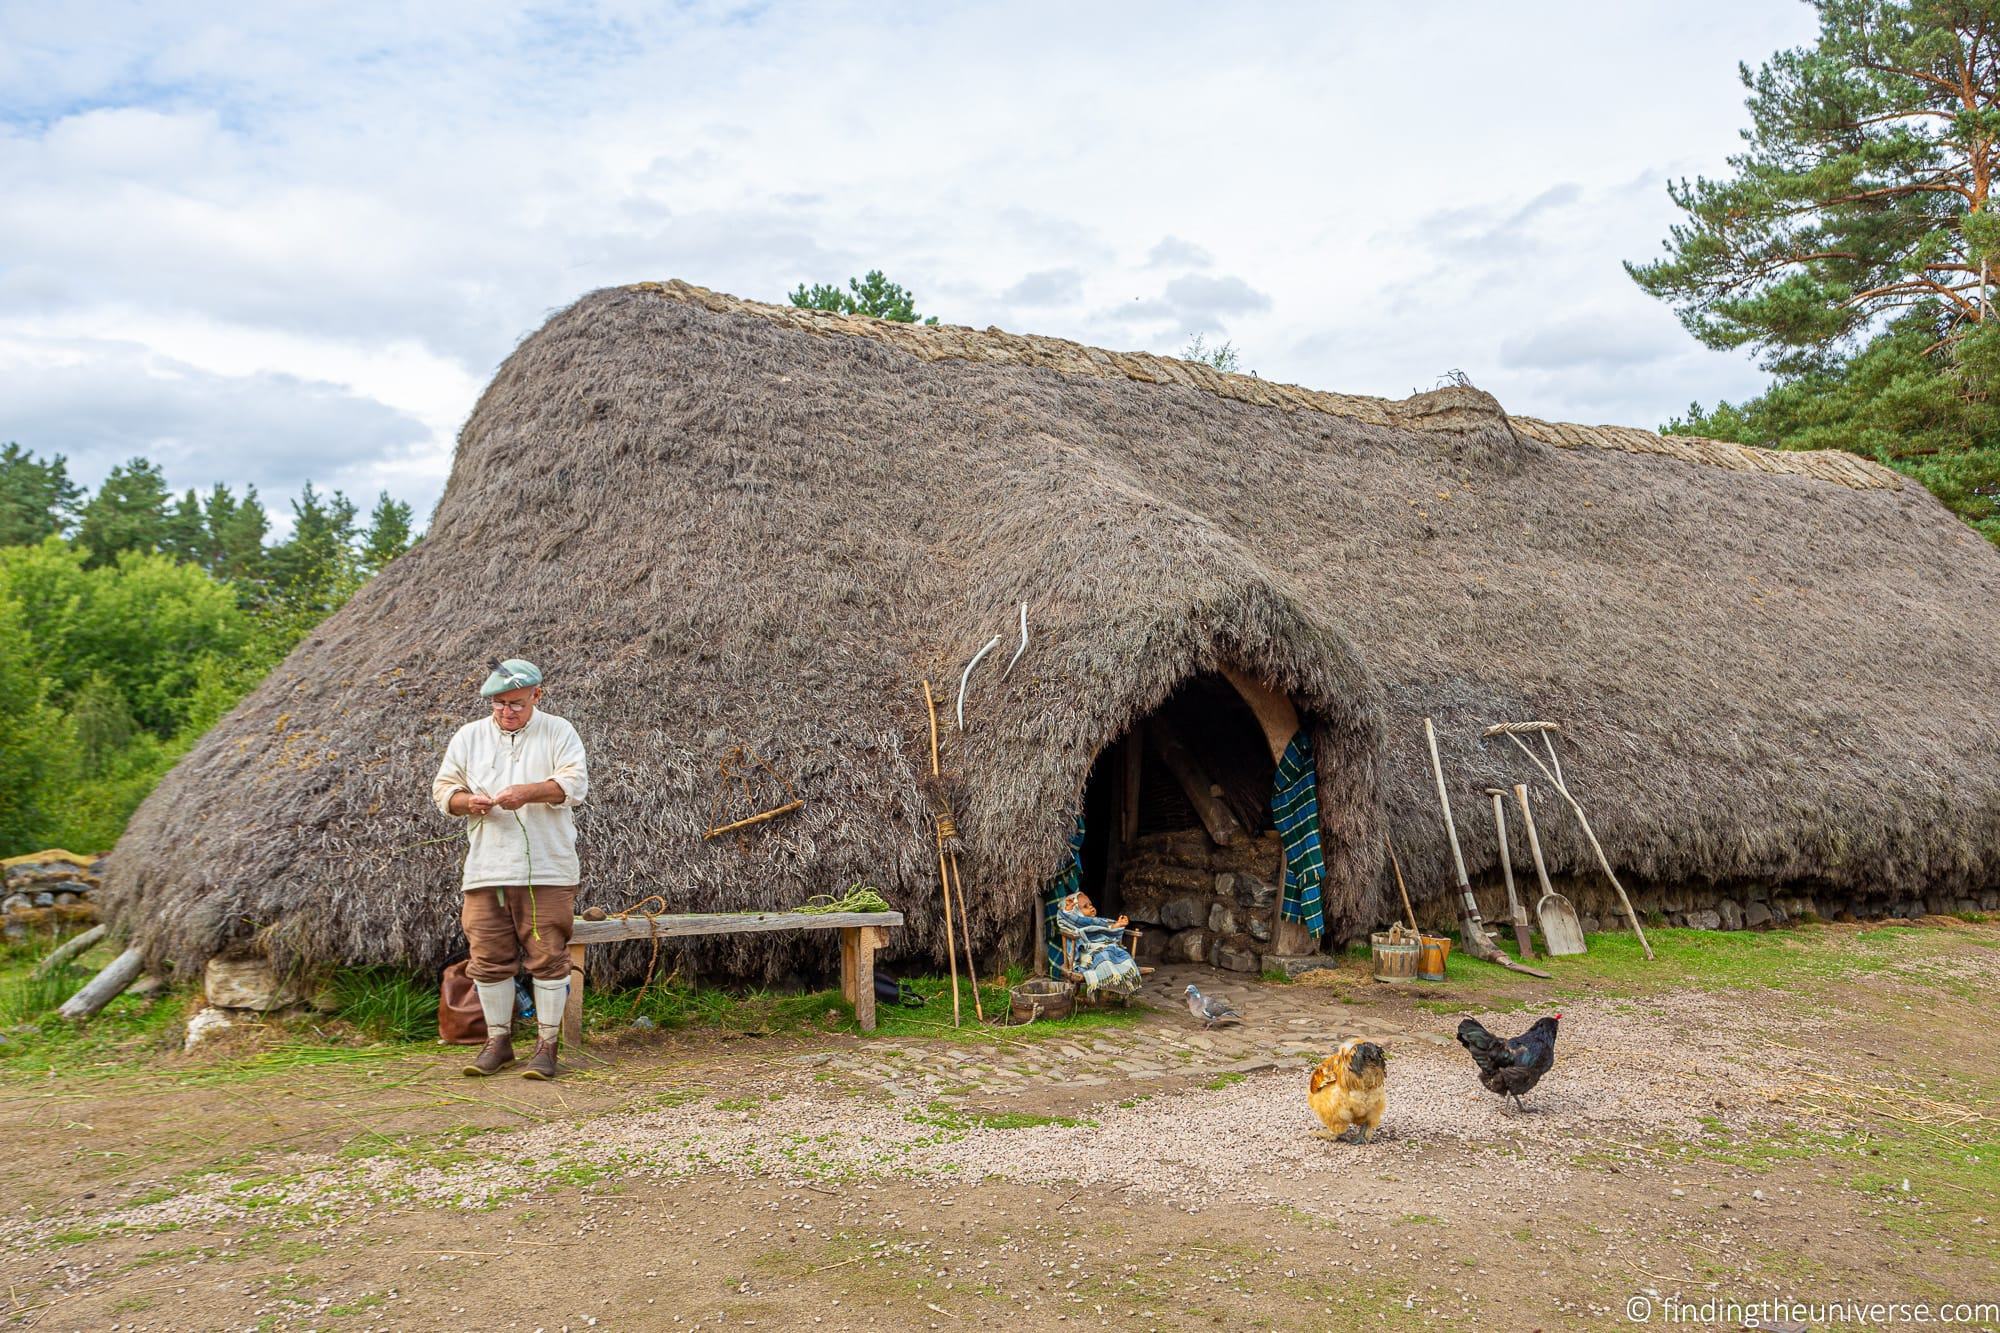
[945,840,985,1025]
[1486,788,1536,960]
[921,681,964,1026]
[1514,783,1585,956]
[1385,836,1418,933]
[1486,722,1652,960]
[1423,718,1501,960]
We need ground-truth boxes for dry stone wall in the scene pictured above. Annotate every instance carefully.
[1117,829,1289,973]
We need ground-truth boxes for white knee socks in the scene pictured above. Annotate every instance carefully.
[474,980,516,1037]
[532,977,570,1043]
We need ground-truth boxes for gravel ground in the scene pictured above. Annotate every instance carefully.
[2,988,1837,1246]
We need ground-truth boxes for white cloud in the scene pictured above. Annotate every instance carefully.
[1145,236,1212,269]
[0,334,430,528]
[0,0,1822,518]
[1001,268,1085,306]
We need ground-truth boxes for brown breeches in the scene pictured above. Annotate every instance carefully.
[461,886,576,982]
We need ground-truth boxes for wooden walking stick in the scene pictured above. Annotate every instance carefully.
[921,680,963,1026]
[1486,788,1536,960]
[945,849,985,1024]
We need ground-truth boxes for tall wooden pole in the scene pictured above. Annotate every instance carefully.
[922,681,962,1026]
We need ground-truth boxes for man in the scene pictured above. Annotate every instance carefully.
[432,658,589,1080]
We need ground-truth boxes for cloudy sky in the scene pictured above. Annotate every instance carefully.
[1,1,1819,532]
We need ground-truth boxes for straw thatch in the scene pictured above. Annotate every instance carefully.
[104,281,2000,982]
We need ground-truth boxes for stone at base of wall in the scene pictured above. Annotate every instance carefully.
[1213,940,1259,973]
[1261,954,1336,979]
[1462,877,1997,935]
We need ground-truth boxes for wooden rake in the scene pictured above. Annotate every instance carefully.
[1483,721,1653,960]
[1423,718,1550,978]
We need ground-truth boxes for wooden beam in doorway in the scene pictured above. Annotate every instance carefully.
[1119,734,1142,845]
[1144,720,1243,847]
[1218,664,1300,764]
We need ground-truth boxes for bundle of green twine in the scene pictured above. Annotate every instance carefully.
[791,885,893,914]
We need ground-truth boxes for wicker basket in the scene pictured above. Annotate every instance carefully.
[1009,977,1074,1024]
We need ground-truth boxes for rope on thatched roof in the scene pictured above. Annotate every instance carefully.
[633,281,1904,494]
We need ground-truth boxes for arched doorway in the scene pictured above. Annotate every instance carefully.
[1061,666,1314,973]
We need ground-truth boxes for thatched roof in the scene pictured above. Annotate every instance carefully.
[105,281,2000,981]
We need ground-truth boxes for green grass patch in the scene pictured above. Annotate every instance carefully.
[1549,923,1948,995]
[327,968,437,1042]
[1403,920,1995,1004]
[903,1101,1092,1133]
[1205,1071,1247,1090]
[970,1110,1090,1130]
[587,963,1148,1047]
[1640,1117,1998,1257]
[0,930,189,1076]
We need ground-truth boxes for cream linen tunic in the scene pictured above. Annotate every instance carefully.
[431,710,589,890]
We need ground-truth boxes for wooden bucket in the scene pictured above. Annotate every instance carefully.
[1371,926,1419,984]
[1417,934,1452,981]
[1009,977,1074,1024]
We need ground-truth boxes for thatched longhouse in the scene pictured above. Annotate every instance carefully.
[106,281,2000,983]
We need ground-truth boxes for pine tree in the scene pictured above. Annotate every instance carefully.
[0,443,83,546]
[210,484,269,584]
[1629,0,2000,539]
[75,458,173,567]
[267,481,359,613]
[788,270,941,324]
[164,488,207,566]
[358,491,416,573]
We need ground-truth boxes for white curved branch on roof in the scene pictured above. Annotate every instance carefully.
[957,634,1002,732]
[1003,603,1029,679]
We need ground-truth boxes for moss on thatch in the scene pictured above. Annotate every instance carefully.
[104,282,2000,983]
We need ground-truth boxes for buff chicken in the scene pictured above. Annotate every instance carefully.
[1307,1038,1387,1143]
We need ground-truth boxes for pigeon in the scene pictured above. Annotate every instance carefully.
[1184,984,1242,1028]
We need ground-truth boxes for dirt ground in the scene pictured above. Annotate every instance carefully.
[2,921,1996,1331]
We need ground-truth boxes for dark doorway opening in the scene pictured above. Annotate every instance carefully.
[1077,672,1284,920]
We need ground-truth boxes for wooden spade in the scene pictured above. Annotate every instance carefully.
[1486,788,1536,960]
[1514,784,1585,956]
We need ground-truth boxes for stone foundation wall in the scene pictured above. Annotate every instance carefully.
[1443,876,2000,934]
[1116,829,1288,973]
[1112,827,1997,966]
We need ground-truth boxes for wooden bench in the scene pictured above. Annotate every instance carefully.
[560,910,904,1046]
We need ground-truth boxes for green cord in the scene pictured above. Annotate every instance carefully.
[459,799,539,939]
[792,885,893,914]
[514,810,540,941]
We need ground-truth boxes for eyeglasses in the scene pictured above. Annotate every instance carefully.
[491,698,533,713]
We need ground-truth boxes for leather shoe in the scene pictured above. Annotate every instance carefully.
[462,1032,516,1077]
[520,1037,561,1081]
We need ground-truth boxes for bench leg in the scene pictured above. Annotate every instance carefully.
[839,927,859,1006]
[563,942,585,1049]
[853,928,877,1033]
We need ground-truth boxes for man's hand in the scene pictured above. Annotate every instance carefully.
[494,783,559,811]
[449,790,495,816]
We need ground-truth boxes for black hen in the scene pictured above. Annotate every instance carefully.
[1455,1014,1560,1112]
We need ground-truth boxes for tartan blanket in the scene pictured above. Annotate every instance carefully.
[1272,729,1325,937]
[1041,812,1087,974]
[1056,909,1142,998]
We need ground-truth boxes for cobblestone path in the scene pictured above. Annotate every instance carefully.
[807,964,1455,1108]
